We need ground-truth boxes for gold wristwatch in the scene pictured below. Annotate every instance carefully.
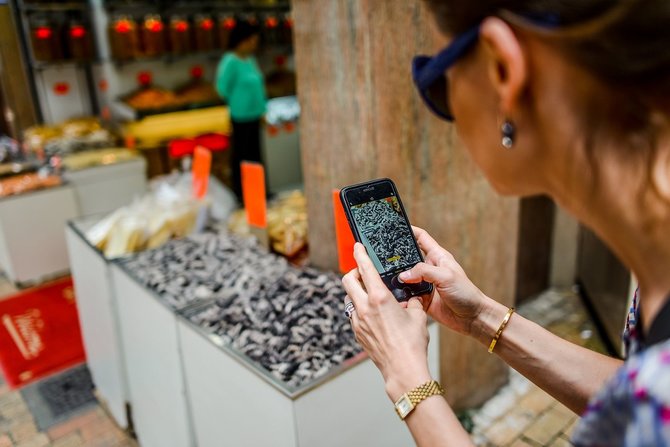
[394,380,445,420]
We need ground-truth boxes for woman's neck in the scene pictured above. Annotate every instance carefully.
[550,140,670,332]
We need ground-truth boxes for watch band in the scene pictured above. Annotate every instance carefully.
[394,380,445,420]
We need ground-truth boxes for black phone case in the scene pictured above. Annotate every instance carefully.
[339,178,433,301]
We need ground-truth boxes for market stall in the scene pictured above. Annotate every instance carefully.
[0,183,78,285]
[112,229,439,447]
[65,217,130,428]
[62,148,147,216]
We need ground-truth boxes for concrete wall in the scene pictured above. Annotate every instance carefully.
[292,0,519,409]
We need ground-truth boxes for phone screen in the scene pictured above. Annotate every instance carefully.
[350,196,421,275]
[342,179,432,301]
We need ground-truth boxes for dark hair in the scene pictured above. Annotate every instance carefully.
[228,21,260,51]
[423,1,670,96]
[424,0,670,191]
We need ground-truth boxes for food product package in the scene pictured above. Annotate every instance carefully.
[24,117,117,156]
[84,178,210,258]
[61,148,140,171]
[0,172,62,197]
[228,189,307,258]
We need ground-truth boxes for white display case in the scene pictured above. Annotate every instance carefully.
[0,185,78,285]
[65,220,130,428]
[63,158,147,217]
[178,305,440,447]
[111,262,196,447]
[91,237,441,447]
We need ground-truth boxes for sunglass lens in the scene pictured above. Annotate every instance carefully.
[424,77,452,120]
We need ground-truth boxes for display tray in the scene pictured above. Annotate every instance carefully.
[82,225,441,447]
[0,162,38,179]
[61,148,142,172]
[122,106,231,149]
[179,300,366,399]
[114,230,362,393]
[112,98,223,122]
[0,172,63,201]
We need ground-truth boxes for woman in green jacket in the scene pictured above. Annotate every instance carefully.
[215,22,267,199]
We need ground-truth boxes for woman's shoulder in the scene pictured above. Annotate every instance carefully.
[623,340,670,405]
[572,340,670,446]
[220,52,241,68]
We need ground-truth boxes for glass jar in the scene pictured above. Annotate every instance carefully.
[30,17,62,62]
[217,14,236,50]
[141,14,165,57]
[67,20,92,60]
[280,12,294,46]
[108,15,139,61]
[194,14,215,52]
[263,14,280,45]
[169,15,192,55]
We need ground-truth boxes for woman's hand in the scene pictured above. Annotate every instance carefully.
[399,226,489,337]
[342,243,433,400]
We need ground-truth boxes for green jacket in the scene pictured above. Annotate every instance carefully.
[215,53,267,122]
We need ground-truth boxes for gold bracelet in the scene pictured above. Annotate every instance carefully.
[488,307,515,353]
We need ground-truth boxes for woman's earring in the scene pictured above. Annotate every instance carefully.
[501,120,515,149]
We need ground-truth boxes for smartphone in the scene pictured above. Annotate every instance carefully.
[340,178,433,301]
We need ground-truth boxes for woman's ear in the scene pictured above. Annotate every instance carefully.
[479,17,528,115]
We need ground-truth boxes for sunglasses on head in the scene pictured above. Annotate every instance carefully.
[412,12,561,122]
[412,25,480,122]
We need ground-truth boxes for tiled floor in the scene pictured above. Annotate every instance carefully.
[470,288,608,446]
[0,279,606,446]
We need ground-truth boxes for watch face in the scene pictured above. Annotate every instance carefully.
[397,396,413,418]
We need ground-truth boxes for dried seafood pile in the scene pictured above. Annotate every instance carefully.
[121,231,287,310]
[120,230,361,388]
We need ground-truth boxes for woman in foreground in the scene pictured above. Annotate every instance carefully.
[342,1,670,445]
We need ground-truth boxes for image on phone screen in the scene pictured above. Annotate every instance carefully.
[341,179,433,301]
[350,196,421,273]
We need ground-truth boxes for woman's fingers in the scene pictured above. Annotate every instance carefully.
[406,297,424,310]
[399,262,452,285]
[353,243,387,294]
[342,268,369,312]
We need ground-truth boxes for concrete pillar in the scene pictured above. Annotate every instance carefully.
[293,0,519,409]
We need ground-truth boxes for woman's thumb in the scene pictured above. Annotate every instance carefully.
[399,262,444,285]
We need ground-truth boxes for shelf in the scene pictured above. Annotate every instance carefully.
[103,1,290,14]
[30,59,101,70]
[108,51,223,67]
[20,2,89,12]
